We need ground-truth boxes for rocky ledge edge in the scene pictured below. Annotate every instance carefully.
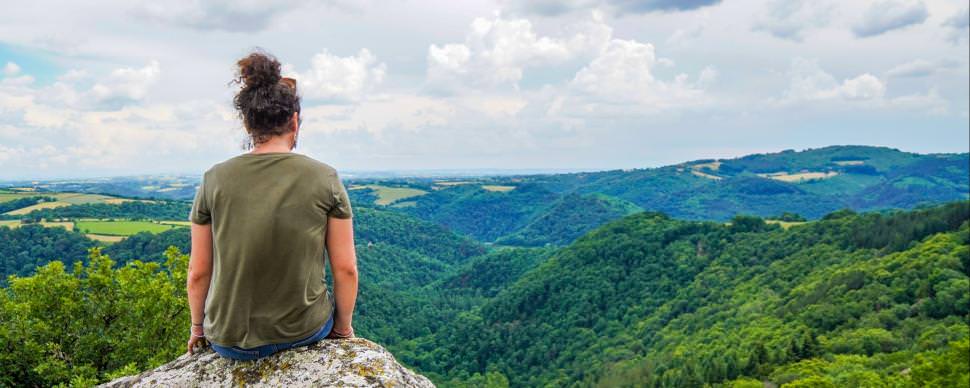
[99,337,435,387]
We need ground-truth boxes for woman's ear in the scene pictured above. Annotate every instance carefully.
[292,111,300,131]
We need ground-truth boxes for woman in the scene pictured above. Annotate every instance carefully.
[184,50,359,361]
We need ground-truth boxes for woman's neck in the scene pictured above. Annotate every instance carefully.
[250,136,293,154]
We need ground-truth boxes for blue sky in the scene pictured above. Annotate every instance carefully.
[0,0,967,180]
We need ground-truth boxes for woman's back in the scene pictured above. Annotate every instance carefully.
[191,152,353,349]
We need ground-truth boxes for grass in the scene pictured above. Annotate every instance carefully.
[159,221,192,226]
[351,185,428,205]
[0,192,37,203]
[692,161,722,171]
[0,220,74,229]
[758,171,839,183]
[41,221,74,230]
[1,191,148,216]
[688,161,723,180]
[766,220,808,229]
[691,170,723,180]
[86,234,125,243]
[75,220,185,236]
[4,201,72,215]
[482,185,516,192]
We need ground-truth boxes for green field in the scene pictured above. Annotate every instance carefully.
[351,184,428,205]
[481,185,516,192]
[3,201,72,215]
[0,191,144,216]
[0,191,36,202]
[75,220,185,236]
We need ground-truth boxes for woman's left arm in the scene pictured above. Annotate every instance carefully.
[186,222,213,354]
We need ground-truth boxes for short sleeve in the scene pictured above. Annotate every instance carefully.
[328,173,353,219]
[189,175,212,224]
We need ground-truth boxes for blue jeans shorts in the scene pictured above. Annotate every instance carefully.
[210,314,334,361]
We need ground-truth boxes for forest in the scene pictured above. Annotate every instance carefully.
[0,145,967,386]
[1,201,966,387]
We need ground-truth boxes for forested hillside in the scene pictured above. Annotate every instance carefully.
[0,224,94,280]
[0,145,967,387]
[2,201,965,386]
[5,146,967,249]
[376,146,968,245]
[397,202,970,386]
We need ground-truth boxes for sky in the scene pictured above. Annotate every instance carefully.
[0,0,968,180]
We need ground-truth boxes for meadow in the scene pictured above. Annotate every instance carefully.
[75,220,184,236]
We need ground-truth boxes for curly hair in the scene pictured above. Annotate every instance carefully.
[232,49,301,148]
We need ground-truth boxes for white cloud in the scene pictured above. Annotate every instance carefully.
[285,49,386,102]
[782,58,885,102]
[0,1,966,177]
[889,88,947,114]
[3,62,20,76]
[0,61,238,178]
[130,0,346,32]
[853,0,928,37]
[301,94,453,135]
[943,7,969,43]
[90,60,161,103]
[1,75,35,86]
[755,0,833,41]
[839,74,886,100]
[503,0,721,16]
[552,39,708,117]
[886,59,935,77]
[426,12,612,91]
[697,65,718,86]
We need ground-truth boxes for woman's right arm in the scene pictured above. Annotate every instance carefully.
[326,216,358,338]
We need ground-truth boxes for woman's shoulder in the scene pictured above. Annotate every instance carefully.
[291,154,341,177]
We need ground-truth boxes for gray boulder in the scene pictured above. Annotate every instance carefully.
[99,338,434,387]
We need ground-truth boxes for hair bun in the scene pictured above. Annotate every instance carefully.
[236,51,282,88]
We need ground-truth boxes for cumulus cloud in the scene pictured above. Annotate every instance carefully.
[3,62,20,76]
[550,39,708,118]
[782,58,885,102]
[0,63,238,178]
[425,10,710,119]
[503,0,720,16]
[130,0,342,32]
[754,0,833,41]
[90,60,161,104]
[426,12,612,91]
[943,7,969,43]
[284,49,386,102]
[301,94,454,135]
[888,88,947,114]
[839,74,886,100]
[886,59,935,77]
[853,0,928,37]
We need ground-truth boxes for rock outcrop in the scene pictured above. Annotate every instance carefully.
[99,338,434,387]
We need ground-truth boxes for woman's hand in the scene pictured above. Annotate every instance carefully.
[186,325,208,354]
[327,324,355,339]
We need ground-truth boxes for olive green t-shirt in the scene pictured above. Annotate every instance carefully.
[189,152,353,349]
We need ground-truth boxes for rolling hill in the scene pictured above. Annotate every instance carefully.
[399,201,970,386]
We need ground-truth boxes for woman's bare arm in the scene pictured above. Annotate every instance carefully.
[326,216,358,337]
[187,222,213,353]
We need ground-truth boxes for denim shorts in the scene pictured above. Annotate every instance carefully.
[210,314,334,361]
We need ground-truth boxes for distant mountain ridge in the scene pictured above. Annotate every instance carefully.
[387,145,968,245]
[3,145,967,247]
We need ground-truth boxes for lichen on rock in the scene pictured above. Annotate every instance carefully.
[98,338,434,387]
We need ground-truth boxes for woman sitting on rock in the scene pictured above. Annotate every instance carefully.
[185,49,359,361]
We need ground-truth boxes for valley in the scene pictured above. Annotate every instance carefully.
[0,145,967,387]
